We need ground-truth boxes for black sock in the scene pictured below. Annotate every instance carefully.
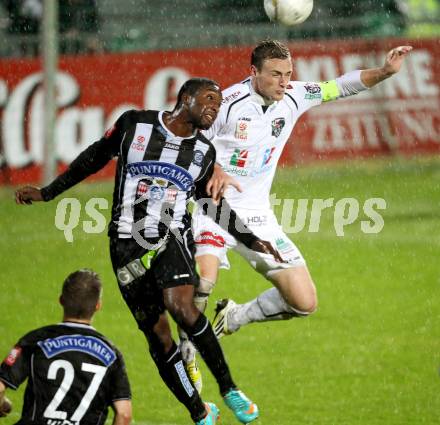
[149,340,206,421]
[185,313,236,395]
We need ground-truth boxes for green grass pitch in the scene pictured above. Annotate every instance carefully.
[1,156,439,424]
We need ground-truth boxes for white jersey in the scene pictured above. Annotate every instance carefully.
[202,75,363,210]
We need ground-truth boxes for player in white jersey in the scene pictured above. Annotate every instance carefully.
[180,40,412,392]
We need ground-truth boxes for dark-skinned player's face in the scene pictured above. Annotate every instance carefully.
[186,86,222,130]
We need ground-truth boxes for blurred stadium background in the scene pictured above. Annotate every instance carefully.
[0,1,439,424]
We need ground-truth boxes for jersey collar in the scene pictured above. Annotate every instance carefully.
[158,111,198,141]
[59,321,96,330]
[246,79,279,113]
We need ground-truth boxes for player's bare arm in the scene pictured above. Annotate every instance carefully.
[361,46,412,88]
[112,399,132,425]
[206,163,242,204]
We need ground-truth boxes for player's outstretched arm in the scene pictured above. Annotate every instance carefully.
[15,186,44,205]
[0,381,12,418]
[361,46,412,88]
[112,399,132,425]
[206,163,242,204]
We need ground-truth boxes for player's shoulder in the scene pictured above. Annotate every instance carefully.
[195,132,216,158]
[221,81,251,107]
[119,109,159,124]
[112,110,159,133]
[15,324,61,347]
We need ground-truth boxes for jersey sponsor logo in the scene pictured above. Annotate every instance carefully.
[229,149,248,167]
[165,142,180,151]
[131,135,147,152]
[237,117,251,121]
[223,166,249,176]
[304,82,322,100]
[37,335,117,367]
[271,118,285,137]
[127,161,194,191]
[222,90,242,104]
[275,237,295,256]
[246,215,268,226]
[192,150,204,166]
[262,147,276,166]
[235,120,249,140]
[196,231,225,248]
[4,346,22,366]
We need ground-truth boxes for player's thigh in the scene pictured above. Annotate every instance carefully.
[269,265,317,313]
[193,213,236,280]
[196,254,221,282]
[235,213,306,277]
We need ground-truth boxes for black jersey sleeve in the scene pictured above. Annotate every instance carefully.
[107,350,131,402]
[194,147,259,249]
[0,338,31,390]
[41,111,131,201]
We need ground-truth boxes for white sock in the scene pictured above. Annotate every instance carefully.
[230,287,305,329]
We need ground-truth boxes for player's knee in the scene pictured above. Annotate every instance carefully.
[282,289,317,317]
[166,299,199,329]
[194,277,216,312]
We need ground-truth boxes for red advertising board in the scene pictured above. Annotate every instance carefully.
[1,38,439,185]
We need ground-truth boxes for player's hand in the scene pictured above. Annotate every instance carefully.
[0,396,12,417]
[15,186,44,205]
[383,46,412,76]
[251,239,284,263]
[206,163,242,204]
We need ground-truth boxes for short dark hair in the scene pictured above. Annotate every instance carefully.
[175,77,220,108]
[251,39,291,70]
[61,269,102,320]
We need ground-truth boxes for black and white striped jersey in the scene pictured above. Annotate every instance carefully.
[0,322,130,425]
[41,109,258,247]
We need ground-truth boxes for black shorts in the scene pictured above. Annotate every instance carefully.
[110,229,199,289]
[110,229,199,330]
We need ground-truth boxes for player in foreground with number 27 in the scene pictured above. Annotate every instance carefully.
[0,269,132,424]
[180,40,413,391]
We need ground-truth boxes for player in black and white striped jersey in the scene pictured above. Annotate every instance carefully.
[15,78,282,424]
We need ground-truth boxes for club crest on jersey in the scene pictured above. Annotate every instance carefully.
[235,120,249,140]
[192,150,204,166]
[136,179,178,202]
[37,335,117,367]
[271,118,285,137]
[127,161,194,191]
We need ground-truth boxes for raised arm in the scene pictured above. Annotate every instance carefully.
[361,45,412,88]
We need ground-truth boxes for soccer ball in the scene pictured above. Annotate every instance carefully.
[264,0,314,26]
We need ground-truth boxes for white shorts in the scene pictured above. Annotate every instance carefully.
[193,208,306,278]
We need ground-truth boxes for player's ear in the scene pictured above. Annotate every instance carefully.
[250,65,258,77]
[59,295,64,306]
[182,93,191,107]
[95,300,102,312]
